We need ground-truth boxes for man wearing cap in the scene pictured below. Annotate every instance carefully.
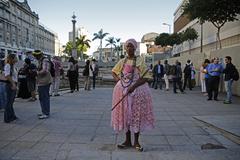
[32,50,52,119]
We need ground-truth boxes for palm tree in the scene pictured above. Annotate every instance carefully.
[63,41,73,56]
[114,38,121,61]
[105,37,116,61]
[76,35,91,60]
[92,29,109,61]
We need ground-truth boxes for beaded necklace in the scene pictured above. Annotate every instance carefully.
[120,56,137,88]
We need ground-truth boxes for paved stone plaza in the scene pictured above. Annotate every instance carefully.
[0,88,240,160]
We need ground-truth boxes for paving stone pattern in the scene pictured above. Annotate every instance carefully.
[0,88,240,160]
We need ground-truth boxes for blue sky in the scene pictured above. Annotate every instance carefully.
[26,0,181,54]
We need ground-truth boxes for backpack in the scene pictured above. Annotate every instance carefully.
[169,65,176,75]
[232,66,239,81]
[49,60,55,77]
[82,65,89,76]
[27,64,37,79]
[184,64,191,75]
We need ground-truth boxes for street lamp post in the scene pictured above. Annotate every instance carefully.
[72,13,77,58]
[162,23,171,34]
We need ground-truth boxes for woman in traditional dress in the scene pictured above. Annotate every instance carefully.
[111,39,154,152]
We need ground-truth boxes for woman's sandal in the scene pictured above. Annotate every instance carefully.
[117,143,132,149]
[134,145,144,152]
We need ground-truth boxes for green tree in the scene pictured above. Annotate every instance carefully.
[183,0,240,49]
[105,37,116,61]
[63,41,73,56]
[169,32,183,46]
[76,35,91,60]
[63,35,90,59]
[155,33,170,47]
[92,29,109,61]
[182,27,198,54]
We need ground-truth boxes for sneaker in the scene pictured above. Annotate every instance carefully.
[28,97,36,102]
[203,93,208,96]
[223,100,232,104]
[38,114,49,119]
[207,98,212,101]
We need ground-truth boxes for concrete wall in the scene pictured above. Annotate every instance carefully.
[167,51,205,89]
[172,16,240,55]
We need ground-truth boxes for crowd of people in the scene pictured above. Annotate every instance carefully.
[201,56,239,104]
[149,56,239,104]
[150,59,196,93]
[0,50,99,123]
[67,57,99,92]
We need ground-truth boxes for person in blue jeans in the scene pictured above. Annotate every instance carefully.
[3,54,18,123]
[32,50,52,119]
[0,82,7,111]
[223,56,236,104]
[0,57,6,111]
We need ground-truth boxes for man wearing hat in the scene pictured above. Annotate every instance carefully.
[32,50,52,119]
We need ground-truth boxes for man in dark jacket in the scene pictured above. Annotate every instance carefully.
[152,60,164,89]
[172,60,184,93]
[183,60,192,91]
[223,56,236,104]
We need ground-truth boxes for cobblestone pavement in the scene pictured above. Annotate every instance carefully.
[0,87,240,160]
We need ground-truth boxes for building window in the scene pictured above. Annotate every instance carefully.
[0,21,3,29]
[5,11,10,20]
[0,32,3,42]
[0,8,3,17]
[6,32,10,43]
[7,24,10,31]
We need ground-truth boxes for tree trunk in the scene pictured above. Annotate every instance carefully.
[200,23,203,53]
[217,27,222,49]
[117,50,119,61]
[100,40,102,61]
[189,41,191,54]
[111,45,113,61]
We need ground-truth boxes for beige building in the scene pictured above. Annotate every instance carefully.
[93,48,112,62]
[172,0,240,56]
[0,0,56,58]
[54,34,64,56]
[141,32,172,54]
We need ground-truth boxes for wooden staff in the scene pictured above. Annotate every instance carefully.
[111,69,149,111]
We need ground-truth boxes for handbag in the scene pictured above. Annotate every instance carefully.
[0,72,8,83]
